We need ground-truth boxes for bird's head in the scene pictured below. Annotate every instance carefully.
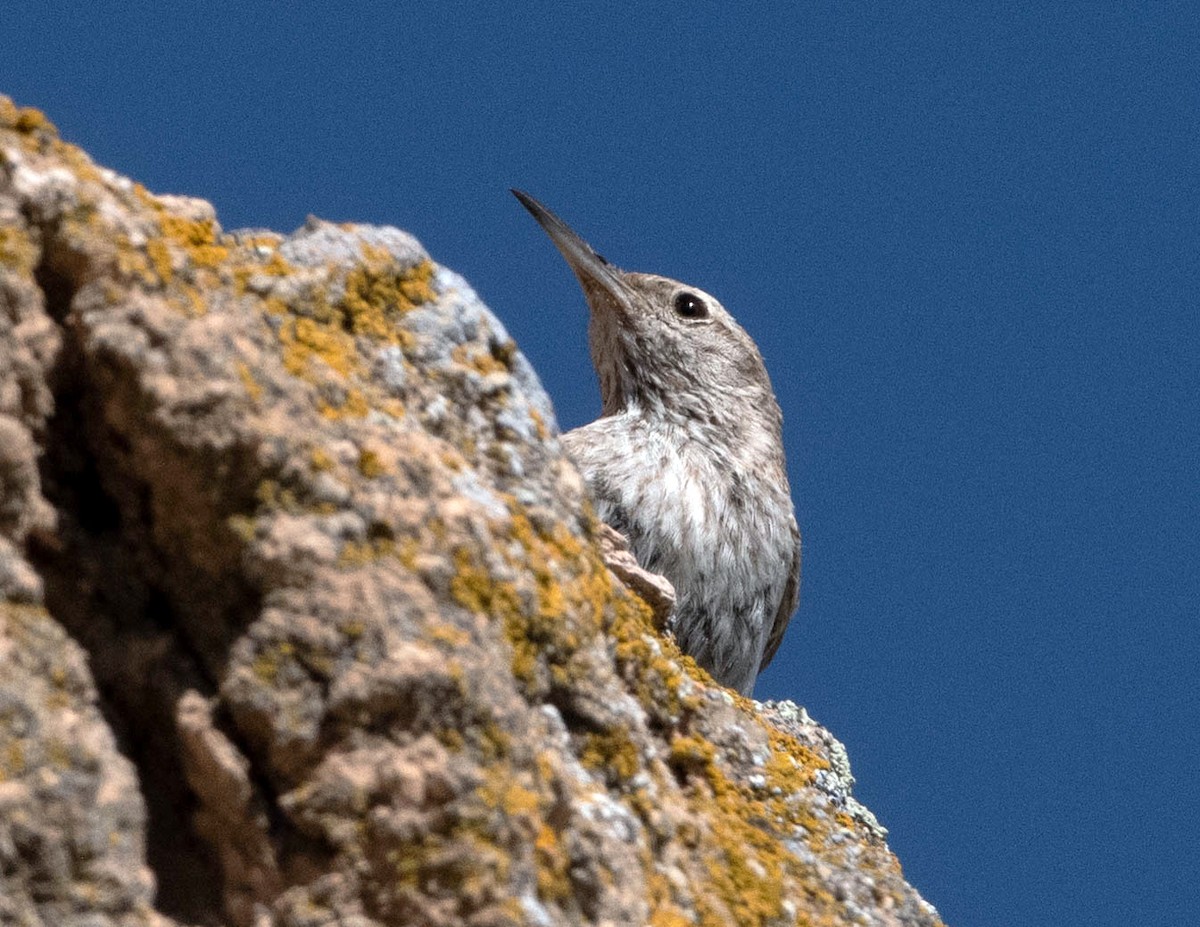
[513,190,780,435]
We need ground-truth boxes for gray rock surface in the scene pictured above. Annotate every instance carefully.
[0,96,944,927]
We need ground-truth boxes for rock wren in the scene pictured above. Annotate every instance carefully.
[513,190,800,694]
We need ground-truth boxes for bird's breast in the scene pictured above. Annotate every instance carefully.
[564,418,796,692]
[590,434,790,602]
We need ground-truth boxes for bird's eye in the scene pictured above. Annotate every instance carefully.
[673,291,708,319]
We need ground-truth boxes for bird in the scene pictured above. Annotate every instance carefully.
[513,190,800,695]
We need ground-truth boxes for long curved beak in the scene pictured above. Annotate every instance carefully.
[511,189,630,316]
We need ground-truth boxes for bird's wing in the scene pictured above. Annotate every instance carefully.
[759,524,801,671]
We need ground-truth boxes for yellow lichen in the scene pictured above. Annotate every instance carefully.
[479,765,540,817]
[145,237,174,284]
[114,239,159,287]
[130,183,155,208]
[259,250,291,276]
[226,514,257,542]
[425,624,471,649]
[0,226,37,270]
[476,725,513,763]
[11,105,56,136]
[452,342,512,377]
[668,735,718,782]
[449,499,670,729]
[0,139,906,919]
[337,537,398,567]
[439,499,840,926]
[251,647,284,684]
[254,479,303,513]
[534,823,572,902]
[252,636,339,688]
[449,502,833,921]
[450,547,536,684]
[357,446,387,478]
[159,214,229,269]
[310,447,335,471]
[182,288,207,316]
[647,879,692,927]
[318,388,369,419]
[280,316,356,378]
[236,362,264,402]
[436,728,466,752]
[580,729,641,783]
[338,247,434,342]
[44,738,72,771]
[400,830,512,905]
[677,748,789,925]
[232,247,292,294]
[397,536,420,569]
[661,717,846,927]
[529,407,549,441]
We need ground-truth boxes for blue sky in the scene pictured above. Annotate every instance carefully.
[4,3,1198,925]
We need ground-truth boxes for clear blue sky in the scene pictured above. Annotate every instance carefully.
[4,3,1197,925]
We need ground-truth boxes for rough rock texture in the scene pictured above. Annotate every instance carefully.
[0,96,945,927]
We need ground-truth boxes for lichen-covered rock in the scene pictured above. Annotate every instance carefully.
[0,96,944,927]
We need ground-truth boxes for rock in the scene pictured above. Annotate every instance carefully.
[0,95,944,927]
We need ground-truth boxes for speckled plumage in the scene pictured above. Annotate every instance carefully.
[515,191,800,694]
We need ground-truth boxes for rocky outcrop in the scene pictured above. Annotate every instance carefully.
[0,96,944,927]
